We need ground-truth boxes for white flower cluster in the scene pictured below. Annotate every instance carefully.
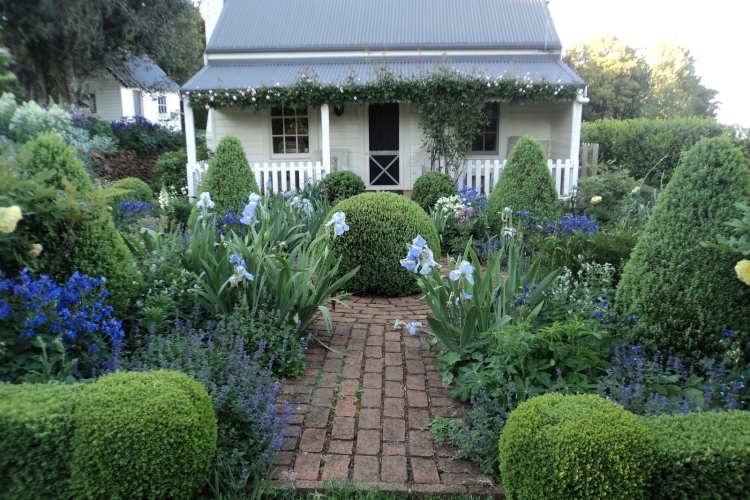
[434,195,465,217]
[544,262,616,317]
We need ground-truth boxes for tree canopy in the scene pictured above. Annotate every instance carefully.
[0,0,204,103]
[565,37,718,122]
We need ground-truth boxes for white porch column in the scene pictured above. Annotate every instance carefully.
[321,104,331,168]
[184,96,197,165]
[570,100,583,169]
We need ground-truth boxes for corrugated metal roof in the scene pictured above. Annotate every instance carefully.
[207,0,562,52]
[110,55,179,92]
[181,55,583,91]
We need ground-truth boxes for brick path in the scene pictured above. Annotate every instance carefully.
[274,295,503,497]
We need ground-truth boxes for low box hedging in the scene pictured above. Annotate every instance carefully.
[0,382,85,500]
[499,393,655,500]
[0,370,217,500]
[644,411,750,500]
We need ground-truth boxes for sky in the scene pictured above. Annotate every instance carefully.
[548,0,750,127]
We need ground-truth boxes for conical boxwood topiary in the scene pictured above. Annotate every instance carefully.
[615,136,750,363]
[487,136,561,234]
[198,135,258,218]
[20,132,93,192]
[321,192,440,297]
[411,171,456,212]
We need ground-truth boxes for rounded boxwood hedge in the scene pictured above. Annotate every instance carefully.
[70,370,217,500]
[111,176,155,206]
[321,192,440,296]
[20,132,93,192]
[411,171,456,212]
[319,170,366,204]
[643,411,750,500]
[487,136,562,234]
[615,136,750,363]
[499,393,655,500]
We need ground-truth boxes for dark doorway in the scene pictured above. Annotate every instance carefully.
[368,103,399,186]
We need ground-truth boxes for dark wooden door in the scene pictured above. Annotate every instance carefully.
[368,103,399,186]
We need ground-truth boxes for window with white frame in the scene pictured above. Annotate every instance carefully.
[271,107,309,154]
[471,102,499,153]
[157,95,167,114]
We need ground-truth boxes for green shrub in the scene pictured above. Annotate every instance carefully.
[111,176,154,205]
[150,145,211,195]
[499,393,655,500]
[572,170,638,228]
[199,135,258,218]
[0,382,85,500]
[411,171,456,212]
[582,117,730,182]
[319,170,366,204]
[322,192,440,296]
[70,370,217,500]
[487,136,562,234]
[20,132,93,192]
[643,411,750,500]
[54,218,138,319]
[0,92,17,135]
[9,101,72,143]
[615,136,750,363]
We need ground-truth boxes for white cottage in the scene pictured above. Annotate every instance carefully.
[182,0,588,195]
[85,55,182,130]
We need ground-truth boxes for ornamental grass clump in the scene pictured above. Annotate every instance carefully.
[411,171,456,212]
[615,136,750,363]
[323,192,440,296]
[499,393,655,500]
[487,136,562,234]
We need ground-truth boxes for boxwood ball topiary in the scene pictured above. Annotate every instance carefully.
[111,177,155,205]
[411,171,456,212]
[615,136,750,364]
[20,131,93,192]
[319,170,366,204]
[70,370,217,500]
[499,393,655,500]
[199,135,259,218]
[322,192,440,296]
[487,136,562,234]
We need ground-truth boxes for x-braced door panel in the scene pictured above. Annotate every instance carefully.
[368,103,399,186]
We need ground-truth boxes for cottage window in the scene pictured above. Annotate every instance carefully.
[157,96,167,114]
[471,102,499,153]
[271,107,309,154]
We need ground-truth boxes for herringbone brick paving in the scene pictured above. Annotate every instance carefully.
[273,294,504,496]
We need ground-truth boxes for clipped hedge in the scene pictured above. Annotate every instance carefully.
[70,370,217,500]
[582,117,728,182]
[20,132,93,192]
[411,171,456,212]
[319,170,366,204]
[499,393,654,500]
[643,411,750,500]
[322,192,440,296]
[0,383,85,500]
[111,176,155,205]
[615,136,750,363]
[488,136,562,234]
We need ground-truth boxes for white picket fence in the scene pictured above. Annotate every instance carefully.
[186,161,331,200]
[452,158,579,198]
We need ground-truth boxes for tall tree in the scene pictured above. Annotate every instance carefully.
[564,37,651,122]
[641,43,719,120]
[0,0,204,103]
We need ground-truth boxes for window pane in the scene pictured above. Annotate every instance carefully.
[272,118,283,135]
[472,136,484,151]
[284,118,296,135]
[297,118,308,134]
[298,136,309,153]
[487,118,498,132]
[271,107,283,117]
[484,133,497,152]
[273,137,285,153]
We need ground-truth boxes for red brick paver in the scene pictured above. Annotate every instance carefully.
[274,294,502,497]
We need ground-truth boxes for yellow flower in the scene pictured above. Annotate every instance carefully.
[735,260,750,285]
[28,244,43,258]
[591,196,603,205]
[0,205,22,234]
[631,186,640,194]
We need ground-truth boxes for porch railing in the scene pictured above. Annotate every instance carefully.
[186,161,331,199]
[453,158,581,198]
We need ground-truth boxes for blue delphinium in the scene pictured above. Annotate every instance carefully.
[0,268,124,381]
[516,210,599,237]
[115,200,153,230]
[457,186,488,214]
